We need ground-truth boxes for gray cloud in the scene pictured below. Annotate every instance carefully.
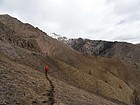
[113,0,140,15]
[0,0,140,43]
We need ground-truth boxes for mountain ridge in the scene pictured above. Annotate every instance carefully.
[50,33,140,63]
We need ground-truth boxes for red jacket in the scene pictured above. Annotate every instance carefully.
[45,66,48,72]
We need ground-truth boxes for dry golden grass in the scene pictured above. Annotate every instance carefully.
[53,59,133,105]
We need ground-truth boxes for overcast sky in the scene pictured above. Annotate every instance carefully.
[0,0,140,43]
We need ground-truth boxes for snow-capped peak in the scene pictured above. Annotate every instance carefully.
[49,33,70,44]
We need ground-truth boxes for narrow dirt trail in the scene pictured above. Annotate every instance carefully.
[45,73,55,105]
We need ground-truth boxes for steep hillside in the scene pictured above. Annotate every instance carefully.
[1,51,122,105]
[0,14,140,105]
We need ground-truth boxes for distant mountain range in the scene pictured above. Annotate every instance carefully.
[50,33,140,63]
[0,14,140,105]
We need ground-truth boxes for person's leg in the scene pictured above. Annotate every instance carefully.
[45,71,48,78]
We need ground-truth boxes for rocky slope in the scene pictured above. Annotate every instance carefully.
[0,14,140,105]
[57,37,140,62]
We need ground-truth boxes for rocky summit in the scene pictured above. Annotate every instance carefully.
[0,14,140,105]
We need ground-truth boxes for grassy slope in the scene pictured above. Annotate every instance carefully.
[0,15,137,105]
[96,57,140,90]
[51,59,133,105]
[0,52,121,105]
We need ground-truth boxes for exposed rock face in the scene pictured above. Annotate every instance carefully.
[52,35,140,64]
[68,38,115,56]
[67,38,140,61]
[0,14,140,105]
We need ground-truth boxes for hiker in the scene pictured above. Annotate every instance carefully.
[45,65,49,75]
